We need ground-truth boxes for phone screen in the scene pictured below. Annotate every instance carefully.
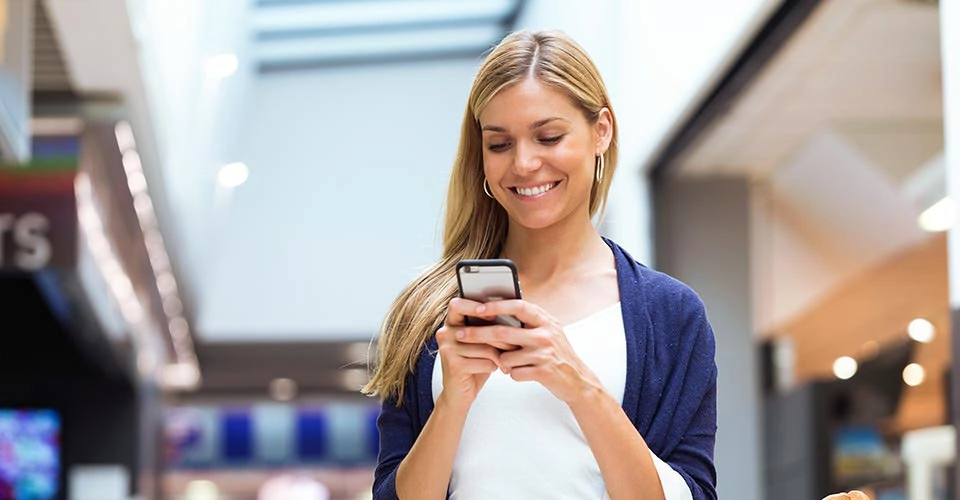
[456,260,523,328]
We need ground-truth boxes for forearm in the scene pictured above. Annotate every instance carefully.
[395,393,468,500]
[569,386,666,500]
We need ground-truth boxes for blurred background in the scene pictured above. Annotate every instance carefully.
[0,0,958,499]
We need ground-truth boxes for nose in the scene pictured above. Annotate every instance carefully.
[513,140,542,175]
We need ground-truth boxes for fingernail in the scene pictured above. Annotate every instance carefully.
[476,305,486,313]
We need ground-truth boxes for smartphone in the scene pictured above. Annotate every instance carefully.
[456,259,523,328]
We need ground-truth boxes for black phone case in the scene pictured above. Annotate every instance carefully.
[455,259,523,327]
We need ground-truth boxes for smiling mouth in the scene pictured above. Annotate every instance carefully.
[510,181,561,197]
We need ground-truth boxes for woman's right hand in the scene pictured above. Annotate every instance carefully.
[435,298,504,411]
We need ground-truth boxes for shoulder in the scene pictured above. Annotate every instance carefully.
[639,265,707,321]
[606,238,706,317]
[607,238,714,350]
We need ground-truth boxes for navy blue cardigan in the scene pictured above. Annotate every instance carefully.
[374,239,718,499]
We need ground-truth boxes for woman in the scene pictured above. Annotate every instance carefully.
[363,30,717,500]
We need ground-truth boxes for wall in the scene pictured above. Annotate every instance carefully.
[197,59,478,340]
[654,177,762,500]
[0,276,142,499]
[941,0,960,486]
[0,0,32,162]
[515,0,782,265]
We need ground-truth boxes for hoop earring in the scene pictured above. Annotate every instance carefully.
[483,178,494,198]
[595,154,605,183]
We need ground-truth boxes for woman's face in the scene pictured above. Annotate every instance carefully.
[479,78,611,231]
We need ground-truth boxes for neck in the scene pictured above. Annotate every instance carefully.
[500,210,609,284]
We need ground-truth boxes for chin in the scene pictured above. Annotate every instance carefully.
[508,211,565,231]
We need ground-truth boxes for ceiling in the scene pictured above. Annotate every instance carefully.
[251,0,524,71]
[678,0,943,180]
[676,0,944,329]
[31,0,72,94]
[673,0,947,431]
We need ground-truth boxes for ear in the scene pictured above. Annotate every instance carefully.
[594,107,613,155]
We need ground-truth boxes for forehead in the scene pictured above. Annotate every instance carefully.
[479,79,582,128]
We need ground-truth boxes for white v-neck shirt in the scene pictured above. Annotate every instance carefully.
[432,302,692,499]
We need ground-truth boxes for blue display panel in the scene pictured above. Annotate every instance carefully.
[166,402,380,469]
[0,409,60,500]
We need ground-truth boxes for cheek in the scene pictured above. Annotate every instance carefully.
[482,152,510,177]
[553,142,592,175]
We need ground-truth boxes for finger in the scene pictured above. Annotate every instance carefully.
[446,343,503,366]
[444,297,486,327]
[473,300,553,328]
[440,324,520,352]
[451,358,499,375]
[507,365,539,382]
[498,347,543,372]
[456,324,535,348]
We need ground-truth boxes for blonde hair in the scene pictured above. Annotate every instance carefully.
[363,29,619,403]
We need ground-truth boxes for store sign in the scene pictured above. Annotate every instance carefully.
[0,167,77,271]
[0,212,53,270]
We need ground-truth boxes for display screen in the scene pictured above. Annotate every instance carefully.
[0,410,60,500]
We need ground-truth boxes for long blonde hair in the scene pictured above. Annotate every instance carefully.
[363,29,619,403]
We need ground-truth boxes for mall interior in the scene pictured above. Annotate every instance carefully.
[1,0,960,499]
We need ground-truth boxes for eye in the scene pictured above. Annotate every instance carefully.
[488,142,511,152]
[539,135,564,145]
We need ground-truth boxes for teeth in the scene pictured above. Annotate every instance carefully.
[517,182,556,196]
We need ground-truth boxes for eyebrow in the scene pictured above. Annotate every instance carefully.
[480,117,568,133]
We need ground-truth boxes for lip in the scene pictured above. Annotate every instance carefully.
[509,180,561,199]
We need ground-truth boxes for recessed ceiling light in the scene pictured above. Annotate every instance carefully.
[185,479,220,500]
[347,341,372,366]
[269,378,298,402]
[833,356,858,380]
[918,196,956,232]
[205,53,239,79]
[341,368,369,390]
[161,363,201,390]
[908,318,935,343]
[903,363,925,387]
[218,162,249,188]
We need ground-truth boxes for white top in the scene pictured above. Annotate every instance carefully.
[432,302,692,499]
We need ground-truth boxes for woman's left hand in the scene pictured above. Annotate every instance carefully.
[456,299,603,405]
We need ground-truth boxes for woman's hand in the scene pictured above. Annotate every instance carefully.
[822,492,869,500]
[435,298,505,412]
[455,299,603,406]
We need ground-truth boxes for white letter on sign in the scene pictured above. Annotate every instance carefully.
[14,213,52,270]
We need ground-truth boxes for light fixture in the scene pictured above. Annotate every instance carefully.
[253,0,516,33]
[114,121,200,390]
[161,363,201,390]
[341,368,370,390]
[185,479,220,500]
[908,318,935,343]
[903,363,926,387]
[217,162,249,188]
[204,53,239,79]
[833,356,858,380]
[168,316,189,340]
[269,378,298,402]
[347,341,372,366]
[255,24,502,65]
[163,296,184,317]
[918,196,956,232]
